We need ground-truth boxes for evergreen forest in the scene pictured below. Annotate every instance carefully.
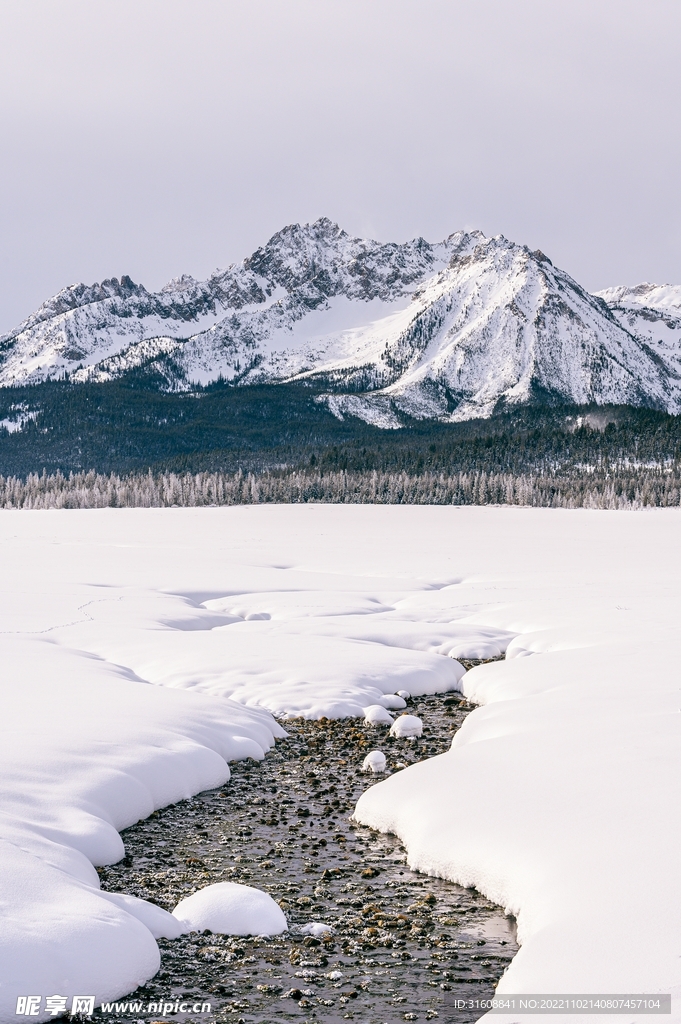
[1,380,680,508]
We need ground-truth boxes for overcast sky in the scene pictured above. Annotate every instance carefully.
[0,0,680,332]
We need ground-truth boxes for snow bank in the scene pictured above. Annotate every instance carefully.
[1,504,679,1020]
[0,632,283,1017]
[173,882,287,936]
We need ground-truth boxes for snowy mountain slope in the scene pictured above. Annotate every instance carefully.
[303,238,681,421]
[1,218,680,422]
[594,282,681,392]
[0,218,454,390]
[597,281,681,313]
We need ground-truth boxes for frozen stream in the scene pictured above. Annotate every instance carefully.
[96,685,517,1024]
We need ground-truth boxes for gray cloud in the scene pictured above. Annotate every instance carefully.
[0,0,679,333]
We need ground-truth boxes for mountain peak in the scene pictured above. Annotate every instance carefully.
[162,273,198,290]
[596,282,681,314]
[259,216,347,252]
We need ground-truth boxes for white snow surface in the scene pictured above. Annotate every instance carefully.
[172,882,287,936]
[0,505,679,1020]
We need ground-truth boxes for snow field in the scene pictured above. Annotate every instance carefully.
[0,504,679,1021]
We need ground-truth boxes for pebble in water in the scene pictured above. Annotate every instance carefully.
[94,670,517,1024]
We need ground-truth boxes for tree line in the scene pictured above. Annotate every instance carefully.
[1,465,679,510]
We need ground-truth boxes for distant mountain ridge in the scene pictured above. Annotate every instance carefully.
[1,217,680,425]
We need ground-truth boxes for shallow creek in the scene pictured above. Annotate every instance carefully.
[96,680,518,1024]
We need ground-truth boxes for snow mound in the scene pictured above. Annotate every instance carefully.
[362,750,387,774]
[173,882,287,936]
[300,921,333,937]
[363,705,394,726]
[390,714,423,738]
[380,694,407,710]
[396,690,411,700]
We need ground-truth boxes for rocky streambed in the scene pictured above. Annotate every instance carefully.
[96,681,517,1024]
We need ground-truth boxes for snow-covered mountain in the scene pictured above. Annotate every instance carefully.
[593,282,681,404]
[1,217,680,424]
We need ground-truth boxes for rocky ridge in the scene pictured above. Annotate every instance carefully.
[2,218,680,426]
